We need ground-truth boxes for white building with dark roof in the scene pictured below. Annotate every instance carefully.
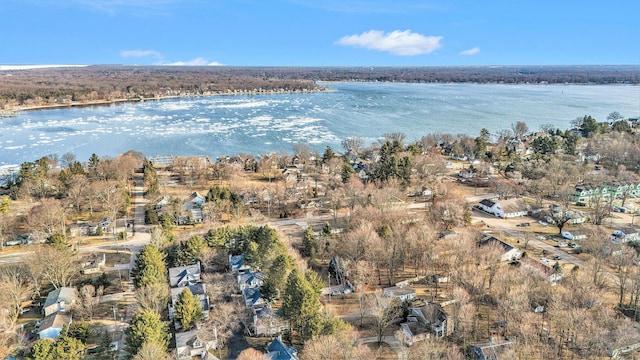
[169,263,201,288]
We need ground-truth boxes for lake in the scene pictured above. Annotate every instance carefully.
[1,82,638,165]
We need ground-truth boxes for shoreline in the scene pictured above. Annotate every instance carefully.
[2,88,335,114]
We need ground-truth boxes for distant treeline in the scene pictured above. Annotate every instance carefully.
[1,65,637,109]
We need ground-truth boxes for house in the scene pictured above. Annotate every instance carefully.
[169,263,202,288]
[561,229,588,241]
[329,256,352,288]
[469,339,514,360]
[229,254,249,273]
[477,199,504,217]
[458,168,475,179]
[242,286,266,308]
[479,236,522,262]
[383,285,416,302]
[81,253,106,274]
[251,307,287,337]
[267,336,299,360]
[175,328,217,360]
[43,287,77,317]
[183,192,206,224]
[169,283,211,323]
[613,227,640,243]
[38,313,72,339]
[566,210,587,225]
[238,271,264,292]
[400,303,454,345]
[68,222,93,238]
[498,199,530,218]
[186,192,206,207]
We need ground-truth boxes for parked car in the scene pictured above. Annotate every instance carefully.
[517,222,531,227]
[558,243,568,248]
[538,220,548,227]
[330,290,342,296]
[540,258,550,265]
[576,201,587,207]
[553,255,562,261]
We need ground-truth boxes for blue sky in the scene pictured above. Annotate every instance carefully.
[2,0,639,66]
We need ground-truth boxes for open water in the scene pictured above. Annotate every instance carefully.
[0,82,638,165]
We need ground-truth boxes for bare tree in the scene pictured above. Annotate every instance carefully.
[27,245,78,289]
[341,137,363,155]
[237,348,271,360]
[367,293,403,344]
[0,267,33,328]
[511,121,529,139]
[77,284,97,320]
[132,341,171,360]
[302,328,373,360]
[66,174,89,213]
[135,283,170,314]
[27,197,66,236]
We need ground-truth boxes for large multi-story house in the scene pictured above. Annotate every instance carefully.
[571,182,640,203]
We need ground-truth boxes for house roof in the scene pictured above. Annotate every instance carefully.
[384,285,416,297]
[168,263,201,287]
[470,340,513,360]
[171,283,206,303]
[229,254,245,269]
[175,329,202,349]
[480,236,516,252]
[479,199,496,208]
[267,337,298,360]
[43,287,76,309]
[499,198,528,214]
[243,287,263,306]
[238,271,264,287]
[414,303,448,324]
[618,227,639,235]
[39,313,71,332]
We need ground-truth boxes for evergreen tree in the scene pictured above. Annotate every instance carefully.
[0,196,11,214]
[174,287,204,330]
[322,146,335,163]
[46,233,71,251]
[260,278,279,304]
[301,227,318,261]
[281,270,322,340]
[132,244,167,288]
[31,335,84,360]
[267,254,295,293]
[125,310,170,356]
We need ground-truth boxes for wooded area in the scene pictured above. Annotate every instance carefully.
[1,65,637,110]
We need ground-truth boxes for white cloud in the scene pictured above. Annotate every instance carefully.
[120,49,162,59]
[335,30,442,56]
[163,57,223,66]
[459,47,480,55]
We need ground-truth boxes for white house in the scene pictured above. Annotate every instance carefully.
[383,285,416,302]
[38,313,72,339]
[169,263,202,288]
[613,228,640,243]
[43,287,76,317]
[477,199,504,217]
[562,230,588,241]
[175,328,217,360]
